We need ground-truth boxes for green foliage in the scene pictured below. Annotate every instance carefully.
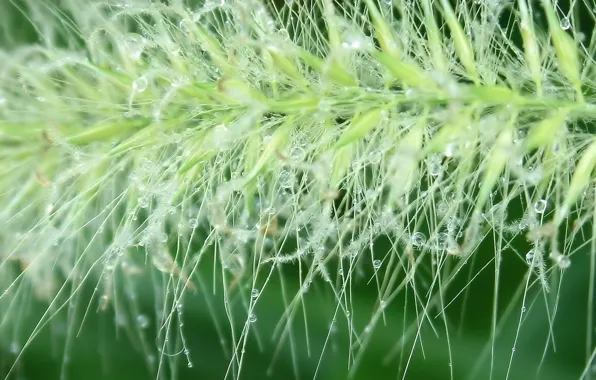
[1,0,596,379]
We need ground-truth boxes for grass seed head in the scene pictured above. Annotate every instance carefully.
[1,0,596,379]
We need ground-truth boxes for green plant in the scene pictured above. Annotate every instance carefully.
[1,0,596,379]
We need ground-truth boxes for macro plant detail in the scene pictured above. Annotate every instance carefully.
[1,0,596,379]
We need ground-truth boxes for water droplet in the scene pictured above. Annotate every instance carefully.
[411,232,426,248]
[178,18,192,34]
[122,33,145,60]
[138,196,149,208]
[189,218,198,229]
[525,250,534,265]
[556,255,571,269]
[211,124,231,149]
[577,32,586,42]
[99,294,110,310]
[514,129,527,144]
[302,282,310,292]
[132,76,148,93]
[426,154,443,176]
[248,313,257,323]
[341,29,372,51]
[436,232,449,250]
[137,314,150,329]
[534,199,547,214]
[373,259,382,269]
[561,17,570,30]
[279,169,294,189]
[251,288,260,298]
[437,201,449,214]
[9,341,20,354]
[289,146,305,162]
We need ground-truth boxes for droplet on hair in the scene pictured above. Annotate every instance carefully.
[373,259,382,269]
[137,314,150,329]
[411,232,426,248]
[132,76,148,93]
[534,199,547,214]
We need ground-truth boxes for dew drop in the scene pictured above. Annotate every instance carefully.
[577,32,586,42]
[9,341,20,355]
[99,294,110,310]
[556,255,571,269]
[302,282,310,292]
[138,196,149,208]
[443,142,457,157]
[289,146,305,162]
[212,124,231,149]
[534,199,547,214]
[279,169,294,189]
[251,288,260,298]
[122,33,145,60]
[137,314,150,329]
[525,250,534,265]
[411,232,426,248]
[426,154,443,177]
[436,232,449,250]
[189,218,198,229]
[372,259,382,269]
[179,19,193,34]
[132,76,148,93]
[341,30,371,51]
[248,313,257,323]
[560,17,571,30]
